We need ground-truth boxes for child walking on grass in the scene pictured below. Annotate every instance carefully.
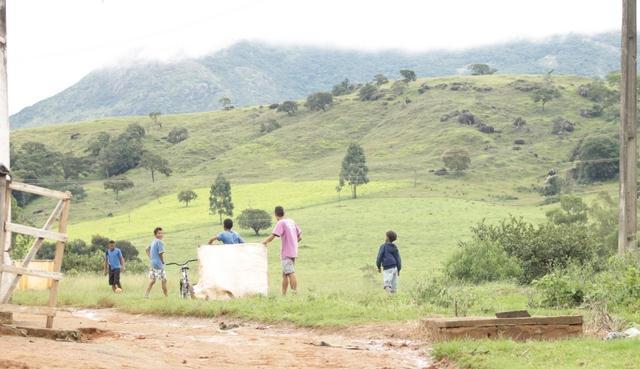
[376,230,402,294]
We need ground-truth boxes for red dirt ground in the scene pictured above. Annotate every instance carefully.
[1,309,432,369]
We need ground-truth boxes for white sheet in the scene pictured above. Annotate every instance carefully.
[192,243,268,300]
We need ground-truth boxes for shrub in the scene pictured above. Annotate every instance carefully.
[441,148,471,172]
[167,127,189,144]
[331,79,356,96]
[305,92,333,111]
[531,264,590,307]
[410,277,477,316]
[399,69,416,82]
[468,63,496,75]
[571,136,619,183]
[259,119,281,134]
[358,84,382,101]
[445,240,522,283]
[277,101,298,116]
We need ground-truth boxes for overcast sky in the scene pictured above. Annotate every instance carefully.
[7,0,620,114]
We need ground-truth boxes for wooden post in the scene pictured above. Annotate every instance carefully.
[45,199,70,328]
[0,0,8,168]
[619,0,638,254]
[0,175,7,296]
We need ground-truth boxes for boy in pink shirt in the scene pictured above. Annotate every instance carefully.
[262,206,302,295]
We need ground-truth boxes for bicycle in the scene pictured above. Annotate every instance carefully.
[166,259,198,299]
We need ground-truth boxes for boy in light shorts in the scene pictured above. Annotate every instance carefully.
[262,206,302,295]
[376,230,402,293]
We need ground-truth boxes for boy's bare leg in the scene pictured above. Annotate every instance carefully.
[111,285,116,292]
[161,280,168,297]
[282,274,289,295]
[145,280,155,298]
[289,273,298,294]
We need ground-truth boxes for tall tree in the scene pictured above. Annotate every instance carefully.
[373,74,389,86]
[140,151,172,182]
[532,85,561,111]
[468,63,497,75]
[209,173,234,224]
[400,69,417,82]
[177,190,198,207]
[339,143,369,199]
[86,132,111,156]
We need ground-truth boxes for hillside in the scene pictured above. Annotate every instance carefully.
[10,31,621,128]
[10,74,618,233]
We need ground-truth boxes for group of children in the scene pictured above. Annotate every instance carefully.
[104,205,402,296]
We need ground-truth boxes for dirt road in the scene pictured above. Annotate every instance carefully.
[1,309,431,369]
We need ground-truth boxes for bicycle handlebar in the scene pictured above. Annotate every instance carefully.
[165,258,198,267]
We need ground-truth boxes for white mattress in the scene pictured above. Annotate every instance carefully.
[192,243,268,300]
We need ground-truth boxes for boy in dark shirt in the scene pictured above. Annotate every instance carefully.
[375,230,402,294]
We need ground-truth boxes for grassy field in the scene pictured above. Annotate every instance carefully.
[9,74,636,368]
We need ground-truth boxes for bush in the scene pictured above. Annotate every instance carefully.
[471,217,600,283]
[531,264,590,307]
[237,208,272,235]
[358,84,383,101]
[277,101,298,116]
[259,119,281,134]
[410,277,478,316]
[167,127,189,144]
[305,92,333,111]
[571,135,619,183]
[445,240,522,284]
[441,148,471,172]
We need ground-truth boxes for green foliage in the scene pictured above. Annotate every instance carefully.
[177,190,198,207]
[148,112,162,127]
[588,192,618,256]
[373,74,388,86]
[86,132,111,156]
[305,92,333,111]
[541,173,562,196]
[96,126,144,177]
[531,263,591,307]
[410,277,478,316]
[237,208,273,235]
[545,195,588,225]
[445,240,522,283]
[358,84,382,101]
[468,63,497,75]
[140,151,172,182]
[276,101,298,116]
[259,119,281,134]
[399,69,416,82]
[571,135,619,183]
[531,84,560,111]
[166,127,189,144]
[578,79,619,105]
[441,148,471,172]
[209,173,234,224]
[471,217,600,283]
[103,177,134,199]
[60,152,91,180]
[339,143,369,199]
[331,79,356,96]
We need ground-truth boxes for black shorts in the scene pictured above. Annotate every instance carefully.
[108,268,121,286]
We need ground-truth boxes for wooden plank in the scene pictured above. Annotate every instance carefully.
[47,199,70,328]
[0,304,55,317]
[496,310,531,318]
[4,223,67,242]
[619,0,638,253]
[0,199,64,303]
[0,265,63,280]
[423,316,583,328]
[8,182,71,200]
[0,175,8,298]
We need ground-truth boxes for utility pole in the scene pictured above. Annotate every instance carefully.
[0,0,9,296]
[619,0,638,254]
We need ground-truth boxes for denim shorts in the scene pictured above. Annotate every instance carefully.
[281,258,295,275]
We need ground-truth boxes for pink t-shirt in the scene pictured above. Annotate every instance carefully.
[272,218,301,260]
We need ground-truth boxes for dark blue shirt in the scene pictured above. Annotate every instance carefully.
[376,242,402,271]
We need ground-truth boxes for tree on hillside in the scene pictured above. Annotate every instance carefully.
[86,132,111,156]
[148,112,162,128]
[373,74,389,86]
[209,173,234,224]
[441,148,471,172]
[277,100,298,116]
[400,69,417,82]
[60,152,90,180]
[332,79,356,96]
[531,85,561,111]
[305,92,333,111]
[237,208,272,235]
[358,84,382,101]
[123,123,146,141]
[571,135,619,183]
[177,190,198,207]
[167,127,189,144]
[104,177,134,200]
[140,151,172,183]
[219,97,232,108]
[96,133,144,177]
[339,143,369,199]
[468,64,497,75]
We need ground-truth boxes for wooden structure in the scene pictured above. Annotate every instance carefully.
[0,175,71,328]
[619,0,638,253]
[421,315,583,341]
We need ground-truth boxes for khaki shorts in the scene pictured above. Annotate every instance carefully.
[281,258,295,275]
